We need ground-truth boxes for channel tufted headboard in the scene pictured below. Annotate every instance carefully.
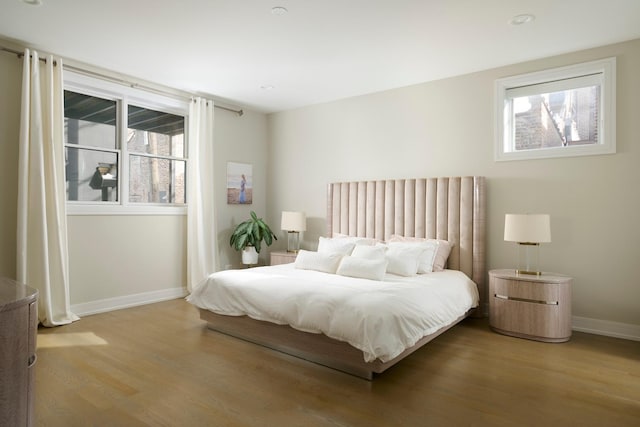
[327,176,486,310]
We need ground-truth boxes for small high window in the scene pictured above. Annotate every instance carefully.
[495,58,615,161]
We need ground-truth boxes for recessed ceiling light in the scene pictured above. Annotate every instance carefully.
[510,14,535,26]
[22,0,43,5]
[271,6,288,16]
[260,85,275,90]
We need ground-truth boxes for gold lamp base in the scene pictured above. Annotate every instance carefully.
[516,269,542,276]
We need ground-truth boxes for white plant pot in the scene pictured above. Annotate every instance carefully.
[242,246,259,265]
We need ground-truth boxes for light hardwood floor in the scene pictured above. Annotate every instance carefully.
[35,299,639,426]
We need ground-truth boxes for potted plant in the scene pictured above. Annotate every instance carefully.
[229,211,277,265]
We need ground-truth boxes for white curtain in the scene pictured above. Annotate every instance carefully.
[17,49,79,326]
[187,97,217,291]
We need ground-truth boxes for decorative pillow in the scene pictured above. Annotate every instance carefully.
[389,235,453,272]
[431,240,452,272]
[336,256,388,281]
[387,240,436,273]
[383,244,426,276]
[388,234,426,243]
[351,244,387,261]
[317,237,356,255]
[294,250,343,274]
[331,233,378,246]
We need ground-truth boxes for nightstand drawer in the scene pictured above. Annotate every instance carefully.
[491,297,567,338]
[492,277,559,302]
[270,251,297,266]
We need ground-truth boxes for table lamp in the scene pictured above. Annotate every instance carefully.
[504,214,551,275]
[281,211,306,252]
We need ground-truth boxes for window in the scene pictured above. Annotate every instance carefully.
[126,105,186,204]
[64,71,189,214]
[65,92,119,202]
[495,57,615,161]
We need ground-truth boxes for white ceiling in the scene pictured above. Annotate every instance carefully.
[1,0,639,113]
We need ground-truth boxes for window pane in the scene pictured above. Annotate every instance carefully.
[66,148,118,202]
[129,156,185,204]
[496,57,615,161]
[64,91,117,149]
[127,105,185,157]
[513,86,600,151]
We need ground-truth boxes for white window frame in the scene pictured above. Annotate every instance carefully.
[495,57,616,161]
[64,70,189,215]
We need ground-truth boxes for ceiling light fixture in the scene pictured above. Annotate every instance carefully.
[22,0,43,5]
[510,14,535,26]
[271,6,288,16]
[260,85,275,90]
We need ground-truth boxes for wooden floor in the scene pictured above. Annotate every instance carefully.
[35,299,640,426]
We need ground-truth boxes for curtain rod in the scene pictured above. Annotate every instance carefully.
[1,46,57,65]
[1,46,244,116]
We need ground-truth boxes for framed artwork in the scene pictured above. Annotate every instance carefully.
[227,162,253,204]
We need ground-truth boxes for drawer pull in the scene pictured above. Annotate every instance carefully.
[494,293,558,305]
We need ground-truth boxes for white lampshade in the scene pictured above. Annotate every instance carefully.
[281,211,306,232]
[504,214,551,243]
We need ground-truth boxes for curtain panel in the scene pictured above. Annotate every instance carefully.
[17,49,78,326]
[187,97,217,291]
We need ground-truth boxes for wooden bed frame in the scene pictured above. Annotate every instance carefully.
[198,176,486,379]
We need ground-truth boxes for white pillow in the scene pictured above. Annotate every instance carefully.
[294,250,343,274]
[389,235,453,272]
[331,233,378,246]
[351,244,387,260]
[317,237,356,255]
[336,256,388,281]
[387,241,437,273]
[383,244,426,276]
[431,240,453,272]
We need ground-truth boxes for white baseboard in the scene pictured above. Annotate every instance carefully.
[572,316,640,341]
[71,286,189,317]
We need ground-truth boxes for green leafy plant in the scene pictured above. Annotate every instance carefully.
[229,211,277,253]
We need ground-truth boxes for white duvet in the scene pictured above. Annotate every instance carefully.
[187,264,479,363]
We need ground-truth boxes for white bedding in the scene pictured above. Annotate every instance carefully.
[187,264,479,363]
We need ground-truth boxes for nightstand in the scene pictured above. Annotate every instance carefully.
[489,269,572,342]
[270,251,298,266]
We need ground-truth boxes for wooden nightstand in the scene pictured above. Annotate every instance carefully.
[270,251,298,266]
[489,269,572,342]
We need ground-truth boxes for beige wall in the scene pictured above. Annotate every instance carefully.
[0,50,21,279]
[267,39,640,328]
[0,46,269,307]
[214,108,269,270]
[67,215,186,304]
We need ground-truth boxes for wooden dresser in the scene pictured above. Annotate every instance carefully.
[489,269,572,342]
[0,277,38,426]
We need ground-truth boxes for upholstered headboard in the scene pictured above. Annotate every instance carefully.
[327,176,486,309]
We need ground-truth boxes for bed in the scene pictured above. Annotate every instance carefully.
[189,176,486,379]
